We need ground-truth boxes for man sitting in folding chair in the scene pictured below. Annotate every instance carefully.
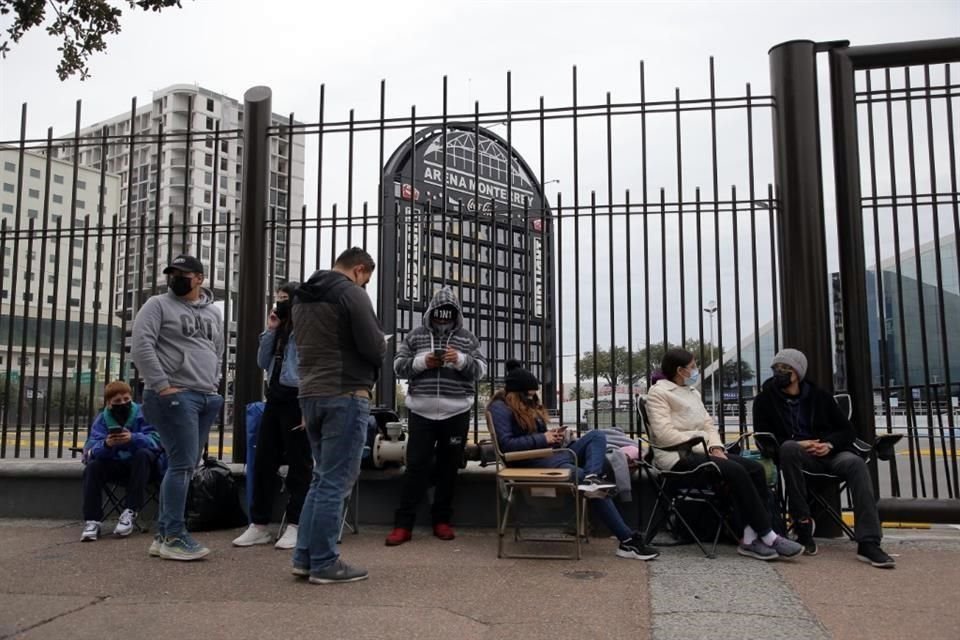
[81,381,164,541]
[646,347,803,561]
[753,348,896,569]
[488,360,660,561]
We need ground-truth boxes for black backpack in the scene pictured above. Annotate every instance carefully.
[185,457,248,531]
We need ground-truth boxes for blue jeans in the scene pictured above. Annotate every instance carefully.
[519,430,634,542]
[142,389,223,538]
[294,394,370,571]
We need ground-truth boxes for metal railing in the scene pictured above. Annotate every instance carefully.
[2,41,958,514]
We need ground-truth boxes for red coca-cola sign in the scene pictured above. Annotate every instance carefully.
[401,183,420,201]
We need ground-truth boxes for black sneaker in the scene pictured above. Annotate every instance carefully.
[794,518,818,556]
[616,537,660,561]
[857,543,895,569]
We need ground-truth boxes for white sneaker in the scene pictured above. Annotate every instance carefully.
[577,474,616,498]
[275,524,298,550]
[114,509,137,537]
[232,524,273,547]
[81,521,100,542]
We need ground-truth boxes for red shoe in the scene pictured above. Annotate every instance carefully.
[433,523,456,540]
[385,528,412,546]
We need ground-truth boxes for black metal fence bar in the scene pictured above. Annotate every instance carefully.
[1,49,957,511]
[830,36,960,506]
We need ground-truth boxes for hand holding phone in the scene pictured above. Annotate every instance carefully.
[425,349,444,369]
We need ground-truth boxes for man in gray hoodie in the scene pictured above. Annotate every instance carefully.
[132,255,224,561]
[386,286,486,546]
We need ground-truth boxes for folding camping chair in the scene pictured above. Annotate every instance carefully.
[754,393,902,540]
[635,398,744,558]
[72,446,161,533]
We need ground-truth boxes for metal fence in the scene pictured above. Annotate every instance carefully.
[2,41,959,511]
[828,40,960,501]
[256,60,780,447]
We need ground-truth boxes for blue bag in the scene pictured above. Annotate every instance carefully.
[245,401,265,520]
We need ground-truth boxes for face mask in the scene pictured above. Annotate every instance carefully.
[275,300,291,319]
[169,275,193,297]
[773,371,793,388]
[110,401,132,425]
[684,369,700,387]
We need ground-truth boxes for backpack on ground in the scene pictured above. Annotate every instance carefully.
[185,457,248,531]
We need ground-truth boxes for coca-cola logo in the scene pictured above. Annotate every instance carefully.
[401,183,420,201]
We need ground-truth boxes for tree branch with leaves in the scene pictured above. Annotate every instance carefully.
[1,0,186,80]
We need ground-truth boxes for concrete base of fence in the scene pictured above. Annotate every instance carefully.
[0,459,654,534]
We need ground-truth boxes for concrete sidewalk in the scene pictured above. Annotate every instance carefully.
[0,520,957,640]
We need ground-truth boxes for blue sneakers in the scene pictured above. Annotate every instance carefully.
[159,534,210,561]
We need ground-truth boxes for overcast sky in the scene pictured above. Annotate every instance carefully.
[2,0,957,380]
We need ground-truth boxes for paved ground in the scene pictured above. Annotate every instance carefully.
[0,520,958,640]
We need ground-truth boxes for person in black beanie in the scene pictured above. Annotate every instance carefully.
[487,360,659,560]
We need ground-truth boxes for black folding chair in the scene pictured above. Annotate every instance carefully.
[754,394,902,540]
[635,398,741,559]
[73,446,161,533]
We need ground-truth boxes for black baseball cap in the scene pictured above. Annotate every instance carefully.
[163,255,204,275]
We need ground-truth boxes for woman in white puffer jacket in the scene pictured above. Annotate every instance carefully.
[646,347,803,562]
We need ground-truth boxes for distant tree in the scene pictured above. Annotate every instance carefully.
[721,359,754,388]
[577,338,724,386]
[567,385,594,401]
[575,346,652,388]
[0,0,186,80]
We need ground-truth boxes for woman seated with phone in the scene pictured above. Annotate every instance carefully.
[487,360,660,561]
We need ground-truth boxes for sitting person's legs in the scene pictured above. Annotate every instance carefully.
[778,439,820,524]
[824,451,881,543]
[673,452,801,560]
[125,448,158,514]
[565,430,607,476]
[81,458,131,541]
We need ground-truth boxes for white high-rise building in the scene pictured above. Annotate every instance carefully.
[52,84,305,325]
[1,147,122,399]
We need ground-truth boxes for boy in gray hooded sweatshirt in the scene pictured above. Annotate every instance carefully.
[132,255,224,561]
[386,286,486,545]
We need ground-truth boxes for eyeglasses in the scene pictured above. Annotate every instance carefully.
[772,364,794,375]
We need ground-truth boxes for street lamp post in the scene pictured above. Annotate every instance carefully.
[704,300,718,418]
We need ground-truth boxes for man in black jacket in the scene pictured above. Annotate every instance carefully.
[753,348,895,568]
[291,247,386,584]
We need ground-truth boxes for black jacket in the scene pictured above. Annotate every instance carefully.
[292,270,386,397]
[752,377,856,452]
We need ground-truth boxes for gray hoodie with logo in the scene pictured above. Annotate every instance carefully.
[131,289,224,394]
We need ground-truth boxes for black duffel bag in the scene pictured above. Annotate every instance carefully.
[185,457,248,531]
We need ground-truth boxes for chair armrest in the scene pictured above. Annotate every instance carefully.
[503,447,575,465]
[724,431,754,454]
[873,434,903,462]
[658,436,706,453]
[851,438,872,456]
[751,432,781,459]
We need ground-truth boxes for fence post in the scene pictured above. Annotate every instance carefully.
[768,41,834,389]
[770,40,843,536]
[233,86,272,464]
